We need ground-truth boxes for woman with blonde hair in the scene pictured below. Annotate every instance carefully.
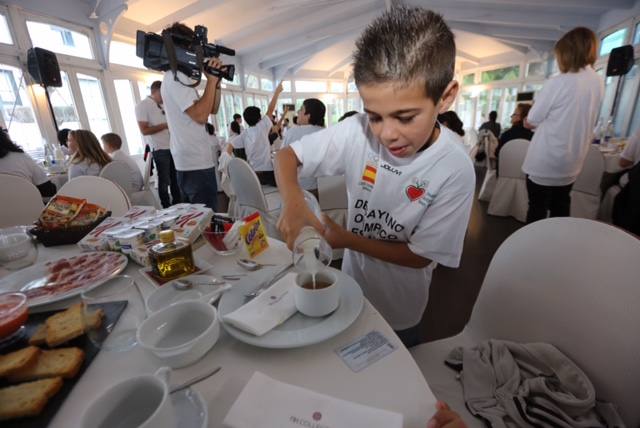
[522,27,604,223]
[67,129,111,179]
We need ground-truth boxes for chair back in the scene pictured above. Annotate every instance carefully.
[573,145,605,195]
[58,176,131,216]
[142,154,153,190]
[318,176,348,211]
[99,161,138,196]
[466,218,640,427]
[479,130,498,170]
[463,128,478,149]
[227,158,269,213]
[0,174,44,227]
[497,139,529,179]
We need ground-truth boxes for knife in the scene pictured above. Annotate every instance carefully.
[244,262,294,300]
[170,366,222,394]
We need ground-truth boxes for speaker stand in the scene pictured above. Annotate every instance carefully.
[41,83,59,134]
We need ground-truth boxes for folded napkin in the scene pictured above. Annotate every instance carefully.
[223,372,403,428]
[222,272,297,336]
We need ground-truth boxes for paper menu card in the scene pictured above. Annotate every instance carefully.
[223,372,403,428]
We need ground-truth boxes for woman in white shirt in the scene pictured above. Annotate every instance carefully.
[67,129,111,179]
[0,130,56,197]
[522,27,604,223]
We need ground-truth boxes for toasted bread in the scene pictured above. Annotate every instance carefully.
[29,324,47,346]
[0,347,40,377]
[0,377,63,420]
[45,303,84,347]
[7,347,84,383]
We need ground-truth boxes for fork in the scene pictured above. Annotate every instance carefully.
[243,263,293,300]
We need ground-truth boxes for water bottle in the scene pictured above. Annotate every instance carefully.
[603,119,615,147]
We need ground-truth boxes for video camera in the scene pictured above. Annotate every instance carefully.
[136,25,235,84]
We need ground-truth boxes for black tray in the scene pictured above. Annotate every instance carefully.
[30,212,112,247]
[0,301,127,428]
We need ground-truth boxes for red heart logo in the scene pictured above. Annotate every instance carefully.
[313,412,322,421]
[406,185,425,201]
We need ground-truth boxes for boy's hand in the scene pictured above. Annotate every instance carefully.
[204,57,223,81]
[321,214,351,249]
[426,402,467,428]
[275,81,284,94]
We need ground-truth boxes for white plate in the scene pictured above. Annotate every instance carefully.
[146,274,231,313]
[0,252,128,307]
[218,267,364,349]
[171,388,208,428]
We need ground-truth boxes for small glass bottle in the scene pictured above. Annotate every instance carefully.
[149,230,195,280]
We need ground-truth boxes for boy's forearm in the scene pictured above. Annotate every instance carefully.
[275,147,304,201]
[187,78,217,124]
[344,233,431,269]
[267,87,283,118]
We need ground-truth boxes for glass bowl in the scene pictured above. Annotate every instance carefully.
[202,225,238,256]
[0,292,28,342]
[0,226,38,270]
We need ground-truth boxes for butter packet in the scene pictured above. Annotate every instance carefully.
[239,212,269,258]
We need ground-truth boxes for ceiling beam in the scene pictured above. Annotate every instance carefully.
[427,0,634,10]
[456,49,481,64]
[146,0,228,31]
[450,21,562,42]
[328,54,354,76]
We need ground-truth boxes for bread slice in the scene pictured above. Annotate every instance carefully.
[45,303,84,347]
[0,347,40,377]
[0,377,63,420]
[7,348,84,383]
[29,324,47,346]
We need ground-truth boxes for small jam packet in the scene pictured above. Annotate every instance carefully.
[239,212,269,258]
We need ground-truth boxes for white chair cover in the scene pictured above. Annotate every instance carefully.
[599,185,621,223]
[58,176,131,216]
[0,174,44,227]
[142,154,153,190]
[411,218,640,427]
[487,139,529,222]
[570,145,604,219]
[463,128,478,151]
[99,161,139,196]
[477,132,499,202]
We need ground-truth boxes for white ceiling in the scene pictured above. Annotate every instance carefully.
[115,0,636,80]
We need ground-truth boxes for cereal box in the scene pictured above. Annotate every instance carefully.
[239,212,269,258]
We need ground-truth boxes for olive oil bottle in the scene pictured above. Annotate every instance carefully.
[149,230,195,280]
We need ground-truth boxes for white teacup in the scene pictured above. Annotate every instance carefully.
[294,270,340,317]
[81,367,176,428]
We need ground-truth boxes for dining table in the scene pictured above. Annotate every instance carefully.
[1,237,438,428]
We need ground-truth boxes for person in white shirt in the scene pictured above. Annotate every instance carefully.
[620,129,640,169]
[0,130,56,197]
[282,98,326,192]
[276,7,475,348]
[101,133,144,191]
[67,129,111,180]
[523,27,604,223]
[226,120,246,160]
[135,81,181,208]
[229,113,243,135]
[232,83,284,186]
[160,23,225,210]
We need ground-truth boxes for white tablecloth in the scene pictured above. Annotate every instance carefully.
[603,151,623,174]
[3,239,437,427]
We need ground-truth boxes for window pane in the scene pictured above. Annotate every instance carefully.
[77,73,110,137]
[47,71,81,130]
[279,98,292,113]
[295,98,304,111]
[233,94,243,115]
[499,87,518,129]
[281,80,291,92]
[221,93,234,138]
[27,21,93,59]
[634,23,640,45]
[480,65,520,83]
[245,74,259,89]
[330,81,344,93]
[600,28,628,56]
[526,61,546,78]
[614,61,640,136]
[462,73,475,85]
[245,94,255,107]
[599,75,617,124]
[260,78,273,91]
[114,79,143,155]
[296,80,327,92]
[522,83,544,98]
[110,41,144,69]
[489,88,503,116]
[0,14,12,44]
[327,97,344,125]
[0,65,43,159]
[346,95,361,112]
[347,81,357,93]
[257,96,268,115]
[475,90,489,128]
[456,92,474,129]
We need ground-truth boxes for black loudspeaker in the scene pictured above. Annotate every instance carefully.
[27,47,62,87]
[606,45,634,76]
[516,91,534,102]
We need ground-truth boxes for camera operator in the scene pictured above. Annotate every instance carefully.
[160,22,221,210]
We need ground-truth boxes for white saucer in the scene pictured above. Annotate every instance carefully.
[171,387,208,428]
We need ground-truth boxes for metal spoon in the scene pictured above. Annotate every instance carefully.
[237,258,277,271]
[173,277,227,290]
[221,274,246,280]
[170,366,222,394]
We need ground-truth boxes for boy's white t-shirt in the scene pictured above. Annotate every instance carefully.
[522,66,604,186]
[290,114,475,329]
[283,124,324,190]
[134,97,170,151]
[239,116,273,171]
[161,71,215,171]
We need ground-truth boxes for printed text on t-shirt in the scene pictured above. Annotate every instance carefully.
[351,199,405,240]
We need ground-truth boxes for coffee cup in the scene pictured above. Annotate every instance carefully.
[294,270,340,317]
[81,367,176,428]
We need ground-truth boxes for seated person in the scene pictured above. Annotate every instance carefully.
[67,129,111,179]
[57,128,71,156]
[101,132,144,191]
[225,121,246,160]
[437,111,465,137]
[0,130,56,197]
[620,128,640,169]
[232,83,284,186]
[283,98,327,191]
[495,103,533,173]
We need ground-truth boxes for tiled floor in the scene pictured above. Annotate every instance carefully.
[214,166,524,344]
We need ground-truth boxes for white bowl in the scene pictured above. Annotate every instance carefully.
[137,300,220,368]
